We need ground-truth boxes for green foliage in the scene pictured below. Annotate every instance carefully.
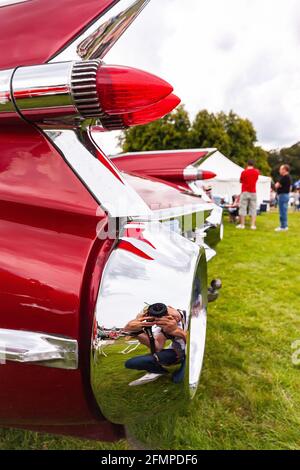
[119,105,191,153]
[120,106,271,174]
[252,146,272,176]
[189,110,231,156]
[268,142,300,182]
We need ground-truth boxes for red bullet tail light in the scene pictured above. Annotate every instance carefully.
[92,94,181,131]
[8,60,177,129]
[122,94,181,127]
[201,171,217,181]
[96,65,173,115]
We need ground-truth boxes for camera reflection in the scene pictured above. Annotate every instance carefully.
[123,304,187,386]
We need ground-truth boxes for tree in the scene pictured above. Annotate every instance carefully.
[119,105,191,153]
[189,110,231,156]
[252,146,271,176]
[119,107,271,174]
[268,142,300,183]
[191,110,270,173]
[218,111,257,166]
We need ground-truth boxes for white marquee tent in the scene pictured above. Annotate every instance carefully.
[197,150,272,208]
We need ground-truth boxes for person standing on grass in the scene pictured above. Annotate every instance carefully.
[236,160,260,230]
[274,164,292,232]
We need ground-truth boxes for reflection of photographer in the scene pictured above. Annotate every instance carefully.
[124,304,186,386]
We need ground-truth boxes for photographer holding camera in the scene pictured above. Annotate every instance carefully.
[124,304,187,386]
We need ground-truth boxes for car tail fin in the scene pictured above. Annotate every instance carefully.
[0,0,151,70]
[111,149,217,188]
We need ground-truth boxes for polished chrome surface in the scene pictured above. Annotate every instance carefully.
[184,166,216,182]
[12,62,76,120]
[195,206,223,250]
[220,222,224,240]
[187,181,213,201]
[134,203,215,223]
[202,243,217,262]
[50,0,151,63]
[183,166,200,181]
[206,205,223,226]
[0,68,16,118]
[44,128,151,217]
[189,148,218,170]
[134,203,223,251]
[208,279,222,303]
[91,221,208,428]
[12,60,110,123]
[77,0,151,60]
[0,0,29,5]
[0,328,78,369]
[71,60,104,117]
[183,149,218,195]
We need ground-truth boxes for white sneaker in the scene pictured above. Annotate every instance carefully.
[251,226,257,230]
[129,373,164,387]
[275,227,288,232]
[236,224,245,229]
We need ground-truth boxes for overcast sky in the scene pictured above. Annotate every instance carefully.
[96,0,300,155]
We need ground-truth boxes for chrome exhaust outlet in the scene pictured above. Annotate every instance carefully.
[208,279,222,303]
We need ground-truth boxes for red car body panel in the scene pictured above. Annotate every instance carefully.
[0,119,123,439]
[0,0,117,70]
[112,150,209,191]
[112,151,208,174]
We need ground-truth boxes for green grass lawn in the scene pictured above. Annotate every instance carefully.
[1,211,299,450]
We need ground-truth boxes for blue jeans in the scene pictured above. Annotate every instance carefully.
[278,193,289,229]
[125,349,186,383]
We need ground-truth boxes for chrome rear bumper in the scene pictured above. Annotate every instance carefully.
[91,221,208,427]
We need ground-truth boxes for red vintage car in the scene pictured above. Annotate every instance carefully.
[0,0,222,446]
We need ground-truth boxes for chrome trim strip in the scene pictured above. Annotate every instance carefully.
[0,328,78,369]
[134,203,215,222]
[116,148,217,157]
[50,0,151,63]
[190,149,218,169]
[44,128,151,217]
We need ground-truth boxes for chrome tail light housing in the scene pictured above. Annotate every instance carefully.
[5,60,174,127]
